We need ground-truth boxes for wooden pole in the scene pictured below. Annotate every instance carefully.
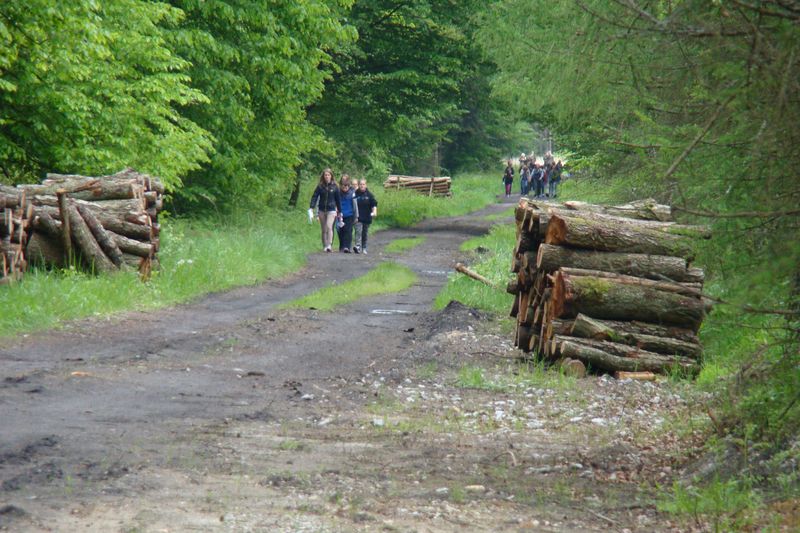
[455,262,498,289]
[56,189,72,261]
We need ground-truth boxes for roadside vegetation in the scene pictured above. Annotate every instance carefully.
[384,236,426,254]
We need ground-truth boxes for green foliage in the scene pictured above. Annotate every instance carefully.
[281,262,417,311]
[660,478,762,531]
[0,0,213,184]
[456,365,501,390]
[384,236,426,254]
[166,0,356,209]
[479,0,800,467]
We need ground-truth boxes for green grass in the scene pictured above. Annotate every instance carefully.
[280,262,417,311]
[435,223,516,315]
[0,172,499,338]
[384,236,426,253]
[659,478,762,531]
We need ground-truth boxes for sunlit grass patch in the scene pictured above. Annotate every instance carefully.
[483,206,515,221]
[281,262,417,311]
[384,236,426,253]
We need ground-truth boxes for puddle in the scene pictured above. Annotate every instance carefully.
[370,309,415,315]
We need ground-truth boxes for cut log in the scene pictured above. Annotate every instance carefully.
[536,243,704,283]
[563,199,673,221]
[64,202,116,273]
[56,191,73,260]
[545,214,695,259]
[455,263,497,288]
[506,279,519,295]
[33,195,146,219]
[554,336,698,374]
[558,267,704,297]
[517,326,533,353]
[551,271,708,330]
[26,232,66,267]
[570,313,702,358]
[109,232,154,258]
[76,204,125,267]
[544,207,710,239]
[33,205,153,240]
[615,371,657,381]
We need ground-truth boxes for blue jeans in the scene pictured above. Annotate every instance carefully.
[520,179,528,195]
[548,180,557,197]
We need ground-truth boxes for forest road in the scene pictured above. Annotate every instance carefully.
[0,195,688,532]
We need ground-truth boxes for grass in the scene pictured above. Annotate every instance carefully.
[280,262,417,311]
[659,477,763,531]
[0,172,498,338]
[384,236,426,253]
[434,223,516,315]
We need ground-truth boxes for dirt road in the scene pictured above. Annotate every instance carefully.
[0,199,697,532]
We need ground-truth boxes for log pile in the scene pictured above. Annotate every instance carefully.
[0,168,163,284]
[507,198,712,376]
[384,175,452,197]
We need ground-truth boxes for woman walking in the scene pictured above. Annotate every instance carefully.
[354,179,378,254]
[520,162,530,196]
[337,174,359,253]
[309,168,342,252]
[502,160,514,197]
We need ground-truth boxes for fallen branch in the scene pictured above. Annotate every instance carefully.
[455,262,498,289]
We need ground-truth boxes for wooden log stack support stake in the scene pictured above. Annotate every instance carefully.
[0,168,164,283]
[383,175,452,197]
[507,197,712,377]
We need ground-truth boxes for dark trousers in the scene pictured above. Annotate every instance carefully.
[337,215,355,250]
[534,180,544,197]
[355,221,370,250]
[520,179,529,195]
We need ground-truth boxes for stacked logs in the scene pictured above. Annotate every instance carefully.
[0,168,163,283]
[508,198,712,376]
[384,175,452,197]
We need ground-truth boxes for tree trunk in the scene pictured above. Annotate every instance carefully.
[26,232,66,267]
[65,203,116,273]
[551,271,708,330]
[554,336,698,374]
[557,267,705,297]
[109,232,154,258]
[570,313,702,358]
[563,199,673,221]
[56,191,73,260]
[545,214,695,259]
[33,206,153,240]
[536,243,704,283]
[76,204,125,267]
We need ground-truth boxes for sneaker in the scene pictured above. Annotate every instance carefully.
[354,247,361,254]
[325,247,332,253]
[362,249,367,255]
[343,248,351,254]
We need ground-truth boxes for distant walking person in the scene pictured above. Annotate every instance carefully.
[309,168,342,252]
[549,160,563,198]
[337,174,359,253]
[520,162,530,196]
[531,162,544,198]
[354,179,378,255]
[502,160,514,197]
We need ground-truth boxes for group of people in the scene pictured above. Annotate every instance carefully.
[309,168,379,254]
[502,151,564,199]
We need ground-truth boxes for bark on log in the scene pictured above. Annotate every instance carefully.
[542,207,710,239]
[109,231,154,257]
[551,271,708,330]
[615,371,657,381]
[33,205,153,240]
[56,191,73,260]
[26,232,66,267]
[555,336,698,374]
[570,313,702,358]
[535,243,704,283]
[33,195,146,218]
[64,202,116,273]
[76,204,124,267]
[558,267,705,297]
[562,198,673,221]
[545,214,695,259]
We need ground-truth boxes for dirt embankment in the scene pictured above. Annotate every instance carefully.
[1,201,702,532]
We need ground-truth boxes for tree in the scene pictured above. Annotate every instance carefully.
[0,0,213,187]
[165,0,356,209]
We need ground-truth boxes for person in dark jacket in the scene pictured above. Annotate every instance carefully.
[336,174,359,253]
[531,162,544,198]
[520,162,530,196]
[354,179,378,254]
[549,160,563,198]
[309,168,342,252]
[502,160,514,197]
